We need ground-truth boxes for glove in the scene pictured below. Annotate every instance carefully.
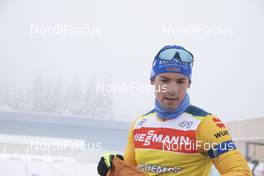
[97,153,124,176]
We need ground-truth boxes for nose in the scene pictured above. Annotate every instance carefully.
[166,82,178,95]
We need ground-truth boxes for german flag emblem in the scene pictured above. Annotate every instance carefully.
[212,117,226,129]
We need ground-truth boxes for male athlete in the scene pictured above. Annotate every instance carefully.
[97,44,252,176]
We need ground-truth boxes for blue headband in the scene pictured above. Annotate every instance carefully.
[150,45,194,83]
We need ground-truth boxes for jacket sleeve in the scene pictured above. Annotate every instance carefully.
[196,115,252,176]
[123,120,137,166]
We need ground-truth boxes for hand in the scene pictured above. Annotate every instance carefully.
[97,153,124,176]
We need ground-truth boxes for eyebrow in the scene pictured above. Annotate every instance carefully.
[159,76,187,80]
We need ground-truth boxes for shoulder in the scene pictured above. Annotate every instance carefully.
[195,112,232,144]
[185,105,211,117]
[131,109,156,129]
[198,114,227,130]
[142,109,155,116]
[185,105,226,130]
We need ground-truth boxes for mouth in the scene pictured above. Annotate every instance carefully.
[164,97,179,101]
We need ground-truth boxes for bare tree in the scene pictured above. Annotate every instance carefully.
[0,75,114,120]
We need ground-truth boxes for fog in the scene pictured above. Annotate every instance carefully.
[1,0,264,122]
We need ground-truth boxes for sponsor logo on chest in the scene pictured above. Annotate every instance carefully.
[133,127,198,153]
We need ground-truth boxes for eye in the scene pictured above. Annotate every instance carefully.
[160,79,168,84]
[177,80,186,84]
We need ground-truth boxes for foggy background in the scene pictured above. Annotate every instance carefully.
[1,0,264,122]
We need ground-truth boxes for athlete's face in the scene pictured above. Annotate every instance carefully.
[151,73,190,111]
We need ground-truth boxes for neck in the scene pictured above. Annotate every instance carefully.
[155,93,190,120]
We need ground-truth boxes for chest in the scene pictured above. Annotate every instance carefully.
[133,113,201,153]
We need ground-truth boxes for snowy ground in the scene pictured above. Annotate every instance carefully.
[0,160,98,176]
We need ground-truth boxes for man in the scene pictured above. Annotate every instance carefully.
[98,45,252,176]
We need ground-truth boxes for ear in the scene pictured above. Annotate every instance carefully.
[150,79,155,85]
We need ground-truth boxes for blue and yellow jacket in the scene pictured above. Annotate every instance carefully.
[124,105,252,176]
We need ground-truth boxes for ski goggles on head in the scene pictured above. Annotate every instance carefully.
[158,48,194,65]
